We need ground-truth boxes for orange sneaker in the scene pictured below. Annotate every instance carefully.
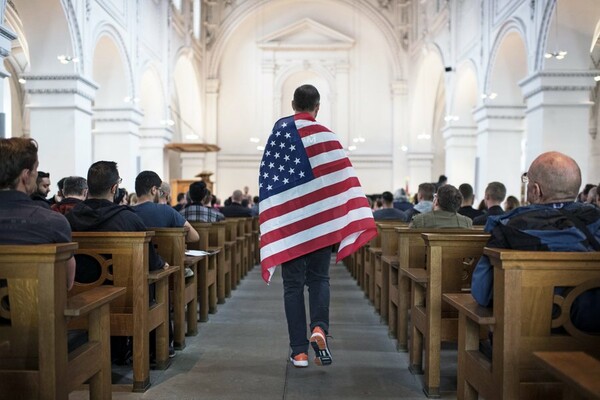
[289,352,308,368]
[310,326,332,366]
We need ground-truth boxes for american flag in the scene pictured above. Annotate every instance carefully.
[259,112,377,283]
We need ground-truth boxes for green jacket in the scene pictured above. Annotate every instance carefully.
[408,209,473,229]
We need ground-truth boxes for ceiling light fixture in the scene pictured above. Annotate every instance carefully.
[348,145,357,151]
[57,55,79,64]
[481,92,498,100]
[594,75,600,82]
[18,78,26,84]
[444,115,459,122]
[249,137,260,143]
[544,4,568,61]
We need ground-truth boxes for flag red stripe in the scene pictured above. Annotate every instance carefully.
[312,158,352,177]
[336,228,378,262]
[305,140,343,158]
[260,197,371,246]
[261,218,377,269]
[259,176,362,223]
[297,123,331,138]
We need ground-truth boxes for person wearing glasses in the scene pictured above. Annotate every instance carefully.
[471,151,600,333]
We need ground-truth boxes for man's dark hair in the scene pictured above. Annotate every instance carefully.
[418,183,436,201]
[293,84,320,111]
[189,181,207,203]
[438,175,448,184]
[57,177,66,191]
[135,170,162,196]
[62,176,88,197]
[177,192,186,202]
[241,199,249,207]
[458,183,474,201]
[381,191,394,204]
[0,137,38,190]
[87,161,120,197]
[114,188,128,204]
[583,183,596,196]
[36,170,49,185]
[485,181,507,202]
[436,185,463,212]
[253,195,259,203]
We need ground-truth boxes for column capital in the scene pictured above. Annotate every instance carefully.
[92,106,144,127]
[472,104,526,123]
[391,80,407,96]
[23,74,98,115]
[206,78,220,93]
[519,70,599,102]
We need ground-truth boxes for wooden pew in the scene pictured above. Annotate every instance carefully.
[394,227,486,352]
[443,249,600,400]
[224,219,241,289]
[374,221,407,322]
[70,232,179,392]
[252,217,260,267]
[151,227,198,349]
[189,222,226,308]
[408,233,490,397]
[0,243,125,400]
[365,233,382,304]
[187,229,218,322]
[533,351,600,400]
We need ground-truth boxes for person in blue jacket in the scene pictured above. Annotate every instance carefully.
[471,151,600,333]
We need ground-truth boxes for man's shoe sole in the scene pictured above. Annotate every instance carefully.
[289,357,308,368]
[310,333,332,366]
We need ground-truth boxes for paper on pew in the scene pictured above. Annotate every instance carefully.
[185,249,219,256]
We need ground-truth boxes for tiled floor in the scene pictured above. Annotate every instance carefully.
[71,257,458,399]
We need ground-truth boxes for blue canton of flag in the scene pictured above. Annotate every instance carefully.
[259,115,312,200]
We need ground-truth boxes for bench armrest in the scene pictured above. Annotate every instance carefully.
[381,255,399,266]
[369,247,382,255]
[402,267,428,284]
[443,293,495,325]
[148,264,180,283]
[65,287,126,317]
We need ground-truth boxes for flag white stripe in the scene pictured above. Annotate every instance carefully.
[338,230,365,253]
[260,186,369,235]
[259,166,357,212]
[260,207,374,261]
[302,132,338,148]
[309,149,347,169]
[295,119,319,130]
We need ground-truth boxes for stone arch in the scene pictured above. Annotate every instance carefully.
[449,60,479,122]
[487,29,528,106]
[207,0,403,80]
[139,63,166,127]
[485,19,528,96]
[92,23,134,99]
[91,31,129,107]
[171,50,203,143]
[10,0,79,74]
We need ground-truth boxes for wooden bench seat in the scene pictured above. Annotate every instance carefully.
[0,243,125,400]
[408,233,490,397]
[533,351,600,400]
[191,221,231,303]
[151,227,198,349]
[444,249,600,400]
[70,232,179,392]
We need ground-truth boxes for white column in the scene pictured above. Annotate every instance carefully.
[392,80,409,192]
[520,71,598,185]
[407,152,434,194]
[24,74,97,178]
[92,107,143,190]
[473,105,525,201]
[139,126,172,178]
[0,25,16,137]
[335,60,350,147]
[261,57,275,136]
[204,78,219,182]
[443,124,477,186]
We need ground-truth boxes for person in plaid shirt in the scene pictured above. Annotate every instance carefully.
[180,181,225,222]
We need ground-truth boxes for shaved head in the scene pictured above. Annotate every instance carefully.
[527,151,581,204]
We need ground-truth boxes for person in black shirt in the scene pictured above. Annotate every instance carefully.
[473,181,506,226]
[457,183,484,220]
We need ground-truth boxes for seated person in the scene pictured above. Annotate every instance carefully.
[0,138,75,289]
[471,151,600,332]
[30,170,52,209]
[457,183,484,220]
[409,184,473,229]
[472,181,506,226]
[173,192,187,212]
[51,176,88,215]
[180,181,225,222]
[403,183,435,222]
[158,181,171,205]
[393,188,413,212]
[133,170,199,243]
[220,189,253,218]
[373,191,406,220]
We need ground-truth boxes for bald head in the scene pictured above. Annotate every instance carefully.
[527,151,581,204]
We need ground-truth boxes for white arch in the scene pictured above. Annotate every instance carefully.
[91,34,128,107]
[172,52,203,142]
[485,19,528,94]
[139,64,166,127]
[207,0,403,80]
[450,60,479,122]
[91,23,134,98]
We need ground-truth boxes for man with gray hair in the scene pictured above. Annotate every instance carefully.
[409,185,472,228]
[158,181,171,205]
[220,189,252,217]
[51,176,88,215]
[472,181,506,225]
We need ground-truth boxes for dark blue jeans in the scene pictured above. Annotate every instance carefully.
[282,246,331,356]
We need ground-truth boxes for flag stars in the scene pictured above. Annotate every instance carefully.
[278,165,285,172]
[270,140,276,147]
[263,172,269,179]
[283,178,289,184]
[273,175,279,182]
[284,132,291,139]
[279,142,286,149]
[268,162,275,169]
[274,152,280,159]
[289,144,296,151]
[294,158,301,165]
[281,122,287,128]
[288,167,295,174]
[267,184,273,190]
[275,131,281,137]
[266,150,271,156]
[299,171,305,178]
[283,155,290,162]
[261,161,265,167]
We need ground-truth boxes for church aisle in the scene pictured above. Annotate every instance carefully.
[72,257,457,399]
